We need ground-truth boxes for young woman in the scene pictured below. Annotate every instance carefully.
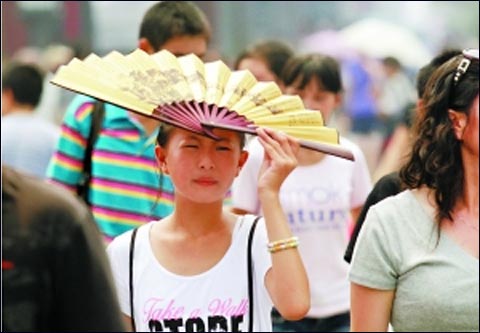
[107,125,310,332]
[349,49,479,332]
[232,54,372,332]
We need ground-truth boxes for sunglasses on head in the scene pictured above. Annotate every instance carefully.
[453,48,479,86]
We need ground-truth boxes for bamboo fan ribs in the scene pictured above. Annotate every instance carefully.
[51,49,354,161]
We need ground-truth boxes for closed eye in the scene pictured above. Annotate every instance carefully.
[216,146,231,151]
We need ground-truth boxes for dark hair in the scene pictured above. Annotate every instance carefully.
[382,56,402,70]
[281,54,343,93]
[400,52,479,224]
[139,1,211,51]
[234,40,294,80]
[400,49,463,128]
[2,63,44,107]
[416,49,462,99]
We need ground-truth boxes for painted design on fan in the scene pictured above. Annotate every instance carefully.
[249,93,267,107]
[232,87,249,100]
[161,68,184,84]
[266,105,282,115]
[124,69,184,103]
[186,72,206,90]
[206,84,224,104]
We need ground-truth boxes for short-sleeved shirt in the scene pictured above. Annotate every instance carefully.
[232,137,372,317]
[344,172,402,263]
[2,111,60,178]
[47,95,175,241]
[350,190,479,332]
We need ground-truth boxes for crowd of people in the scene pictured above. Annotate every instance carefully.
[2,1,478,332]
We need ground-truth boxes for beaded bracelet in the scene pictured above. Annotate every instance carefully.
[267,236,299,253]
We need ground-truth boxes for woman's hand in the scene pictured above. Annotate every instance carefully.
[256,128,309,319]
[256,128,300,195]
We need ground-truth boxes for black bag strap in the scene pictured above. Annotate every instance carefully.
[79,101,105,204]
[247,216,260,333]
[129,227,139,332]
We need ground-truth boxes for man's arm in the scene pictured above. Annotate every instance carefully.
[46,95,98,193]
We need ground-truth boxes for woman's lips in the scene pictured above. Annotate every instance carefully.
[193,178,217,186]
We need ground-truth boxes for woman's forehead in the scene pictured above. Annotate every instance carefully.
[288,76,325,93]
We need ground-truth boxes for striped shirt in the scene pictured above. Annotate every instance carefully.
[47,95,174,242]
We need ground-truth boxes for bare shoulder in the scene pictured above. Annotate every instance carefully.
[223,210,241,232]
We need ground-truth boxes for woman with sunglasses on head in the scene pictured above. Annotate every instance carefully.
[349,49,479,332]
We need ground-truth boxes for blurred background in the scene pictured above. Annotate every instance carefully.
[3,1,478,65]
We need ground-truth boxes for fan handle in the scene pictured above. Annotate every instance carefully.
[201,122,355,161]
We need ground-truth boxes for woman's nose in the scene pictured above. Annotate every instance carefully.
[198,150,215,169]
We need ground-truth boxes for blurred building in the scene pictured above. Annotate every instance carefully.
[2,2,478,65]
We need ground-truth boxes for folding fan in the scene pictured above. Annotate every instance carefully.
[51,49,354,161]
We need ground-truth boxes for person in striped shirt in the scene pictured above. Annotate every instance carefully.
[46,1,211,242]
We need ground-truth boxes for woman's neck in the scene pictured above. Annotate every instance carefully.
[461,150,479,215]
[170,199,228,237]
[133,114,160,136]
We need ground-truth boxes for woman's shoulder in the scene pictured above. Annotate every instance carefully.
[368,189,435,236]
[234,214,263,233]
[370,190,417,217]
[372,188,433,215]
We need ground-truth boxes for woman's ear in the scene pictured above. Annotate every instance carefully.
[155,145,169,174]
[448,110,467,140]
[138,38,155,54]
[235,151,249,177]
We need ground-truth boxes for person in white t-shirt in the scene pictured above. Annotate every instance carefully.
[232,53,372,332]
[107,124,310,332]
[1,63,60,178]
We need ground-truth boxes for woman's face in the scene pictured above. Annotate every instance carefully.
[462,94,479,157]
[285,77,340,124]
[155,128,248,203]
[237,57,277,82]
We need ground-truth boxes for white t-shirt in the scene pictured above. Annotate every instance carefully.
[1,111,60,178]
[232,137,372,317]
[107,215,273,332]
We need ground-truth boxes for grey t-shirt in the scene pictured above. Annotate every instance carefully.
[349,190,479,332]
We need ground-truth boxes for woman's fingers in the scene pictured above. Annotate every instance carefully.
[257,128,299,169]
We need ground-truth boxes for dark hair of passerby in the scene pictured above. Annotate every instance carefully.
[139,1,211,53]
[234,40,294,83]
[2,62,44,107]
